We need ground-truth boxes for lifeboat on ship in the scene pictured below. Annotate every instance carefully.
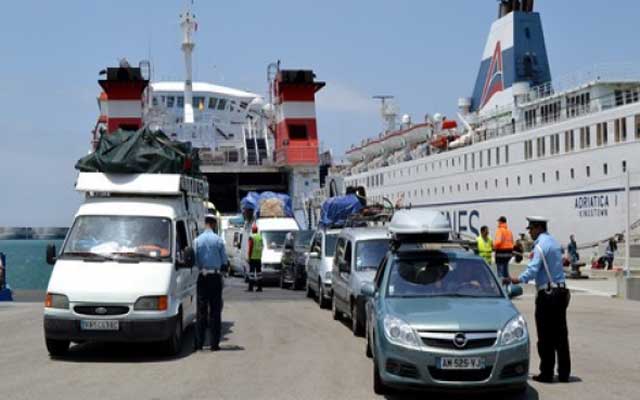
[429,120,459,150]
[362,138,384,157]
[403,123,432,146]
[380,131,406,152]
[345,145,365,162]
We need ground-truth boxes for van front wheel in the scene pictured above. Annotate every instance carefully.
[164,315,183,356]
[45,338,69,357]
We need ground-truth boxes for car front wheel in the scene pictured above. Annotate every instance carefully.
[45,338,69,357]
[373,360,389,395]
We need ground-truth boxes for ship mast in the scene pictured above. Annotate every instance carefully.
[180,2,197,124]
[373,95,397,133]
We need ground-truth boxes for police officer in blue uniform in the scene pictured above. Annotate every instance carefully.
[504,216,571,383]
[194,215,228,351]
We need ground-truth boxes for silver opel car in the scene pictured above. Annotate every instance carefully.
[363,209,528,394]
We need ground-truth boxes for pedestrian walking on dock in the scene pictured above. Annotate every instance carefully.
[605,237,617,270]
[567,235,579,266]
[194,215,228,351]
[476,226,493,265]
[493,216,514,278]
[504,216,571,383]
[247,224,263,292]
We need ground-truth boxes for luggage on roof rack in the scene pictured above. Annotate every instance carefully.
[75,128,200,175]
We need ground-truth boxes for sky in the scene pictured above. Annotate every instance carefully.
[1,0,639,227]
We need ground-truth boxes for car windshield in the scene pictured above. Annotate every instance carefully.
[262,231,291,249]
[62,216,172,260]
[294,230,314,248]
[355,239,389,271]
[387,253,502,298]
[325,234,338,257]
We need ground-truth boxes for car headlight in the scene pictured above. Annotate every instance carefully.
[45,293,69,309]
[500,315,528,346]
[134,296,168,311]
[324,271,332,281]
[383,315,422,350]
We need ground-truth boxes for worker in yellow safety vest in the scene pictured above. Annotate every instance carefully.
[247,225,263,292]
[476,226,493,265]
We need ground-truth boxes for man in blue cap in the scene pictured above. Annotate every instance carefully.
[503,216,571,384]
[194,215,228,351]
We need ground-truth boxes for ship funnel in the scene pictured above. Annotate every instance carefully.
[469,0,549,113]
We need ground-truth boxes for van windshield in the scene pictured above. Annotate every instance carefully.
[62,216,172,261]
[324,234,338,257]
[262,231,291,249]
[355,239,389,271]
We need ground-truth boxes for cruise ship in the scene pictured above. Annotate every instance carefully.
[334,0,640,248]
[91,4,325,222]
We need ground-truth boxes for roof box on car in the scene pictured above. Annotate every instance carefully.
[389,209,451,244]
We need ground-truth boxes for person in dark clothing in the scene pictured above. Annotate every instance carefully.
[605,238,617,270]
[194,216,228,351]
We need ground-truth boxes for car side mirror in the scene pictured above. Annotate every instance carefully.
[309,252,320,259]
[178,247,195,269]
[507,284,523,299]
[361,282,376,297]
[46,244,57,265]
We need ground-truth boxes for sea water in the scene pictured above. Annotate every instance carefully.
[0,240,63,290]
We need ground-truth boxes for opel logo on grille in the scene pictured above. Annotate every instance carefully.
[95,307,108,315]
[453,333,468,348]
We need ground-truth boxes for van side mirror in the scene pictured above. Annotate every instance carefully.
[361,282,376,297]
[507,284,523,299]
[178,247,195,269]
[46,244,57,265]
[339,260,350,274]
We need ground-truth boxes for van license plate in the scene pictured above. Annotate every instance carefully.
[80,320,119,331]
[439,357,485,370]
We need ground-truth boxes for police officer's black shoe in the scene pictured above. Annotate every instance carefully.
[558,375,570,383]
[194,342,203,352]
[211,345,221,352]
[256,287,263,292]
[532,374,554,383]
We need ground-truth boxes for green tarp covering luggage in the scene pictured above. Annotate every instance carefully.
[75,129,199,175]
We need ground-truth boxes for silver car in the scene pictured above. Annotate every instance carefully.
[330,227,389,336]
[305,229,340,308]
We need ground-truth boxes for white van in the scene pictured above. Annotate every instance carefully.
[241,217,299,282]
[43,173,207,357]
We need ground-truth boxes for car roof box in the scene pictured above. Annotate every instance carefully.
[389,209,451,243]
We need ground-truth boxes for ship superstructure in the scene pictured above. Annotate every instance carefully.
[335,0,640,249]
[91,4,325,222]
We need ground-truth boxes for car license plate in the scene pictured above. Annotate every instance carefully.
[439,357,485,370]
[80,320,119,331]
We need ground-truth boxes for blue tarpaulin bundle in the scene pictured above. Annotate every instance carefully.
[320,195,363,228]
[241,192,293,218]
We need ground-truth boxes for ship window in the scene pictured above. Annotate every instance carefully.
[556,170,560,181]
[479,151,483,168]
[475,182,479,191]
[604,163,608,175]
[496,147,500,165]
[466,183,470,191]
[517,176,521,186]
[192,96,205,110]
[457,184,461,192]
[208,97,218,109]
[494,179,498,188]
[596,122,608,146]
[166,96,175,108]
[152,96,159,106]
[505,145,510,163]
[452,158,455,167]
[565,130,575,152]
[471,153,476,169]
[542,172,546,183]
[487,149,491,167]
[615,90,624,106]
[570,168,575,179]
[464,154,468,171]
[449,186,453,193]
[586,166,591,177]
[615,118,628,142]
[421,189,423,197]
[217,98,227,110]
[177,96,184,108]
[536,137,546,157]
[484,180,488,189]
[505,177,509,187]
[427,188,431,196]
[446,159,449,168]
[529,174,533,185]
[580,127,591,149]
[623,161,627,172]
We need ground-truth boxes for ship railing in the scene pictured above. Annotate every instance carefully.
[525,63,640,103]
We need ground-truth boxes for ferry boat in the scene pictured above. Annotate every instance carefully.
[91,4,325,223]
[333,0,640,248]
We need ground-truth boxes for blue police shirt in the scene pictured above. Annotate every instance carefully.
[194,229,228,272]
[518,232,566,287]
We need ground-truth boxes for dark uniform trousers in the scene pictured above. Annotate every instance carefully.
[535,287,571,379]
[196,273,223,349]
[248,259,263,291]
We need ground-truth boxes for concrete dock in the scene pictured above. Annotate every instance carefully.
[1,278,639,400]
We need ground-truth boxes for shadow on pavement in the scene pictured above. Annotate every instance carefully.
[384,384,539,400]
[53,325,199,363]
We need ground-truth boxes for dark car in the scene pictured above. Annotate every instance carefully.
[281,230,314,290]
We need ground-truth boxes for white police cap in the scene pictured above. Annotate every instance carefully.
[526,216,548,228]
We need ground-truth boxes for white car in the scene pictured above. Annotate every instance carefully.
[305,228,340,308]
[43,173,206,357]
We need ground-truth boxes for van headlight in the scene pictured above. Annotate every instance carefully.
[45,293,69,309]
[500,315,528,346]
[134,296,168,311]
[383,315,422,350]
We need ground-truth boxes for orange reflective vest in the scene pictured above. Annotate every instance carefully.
[494,223,514,252]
